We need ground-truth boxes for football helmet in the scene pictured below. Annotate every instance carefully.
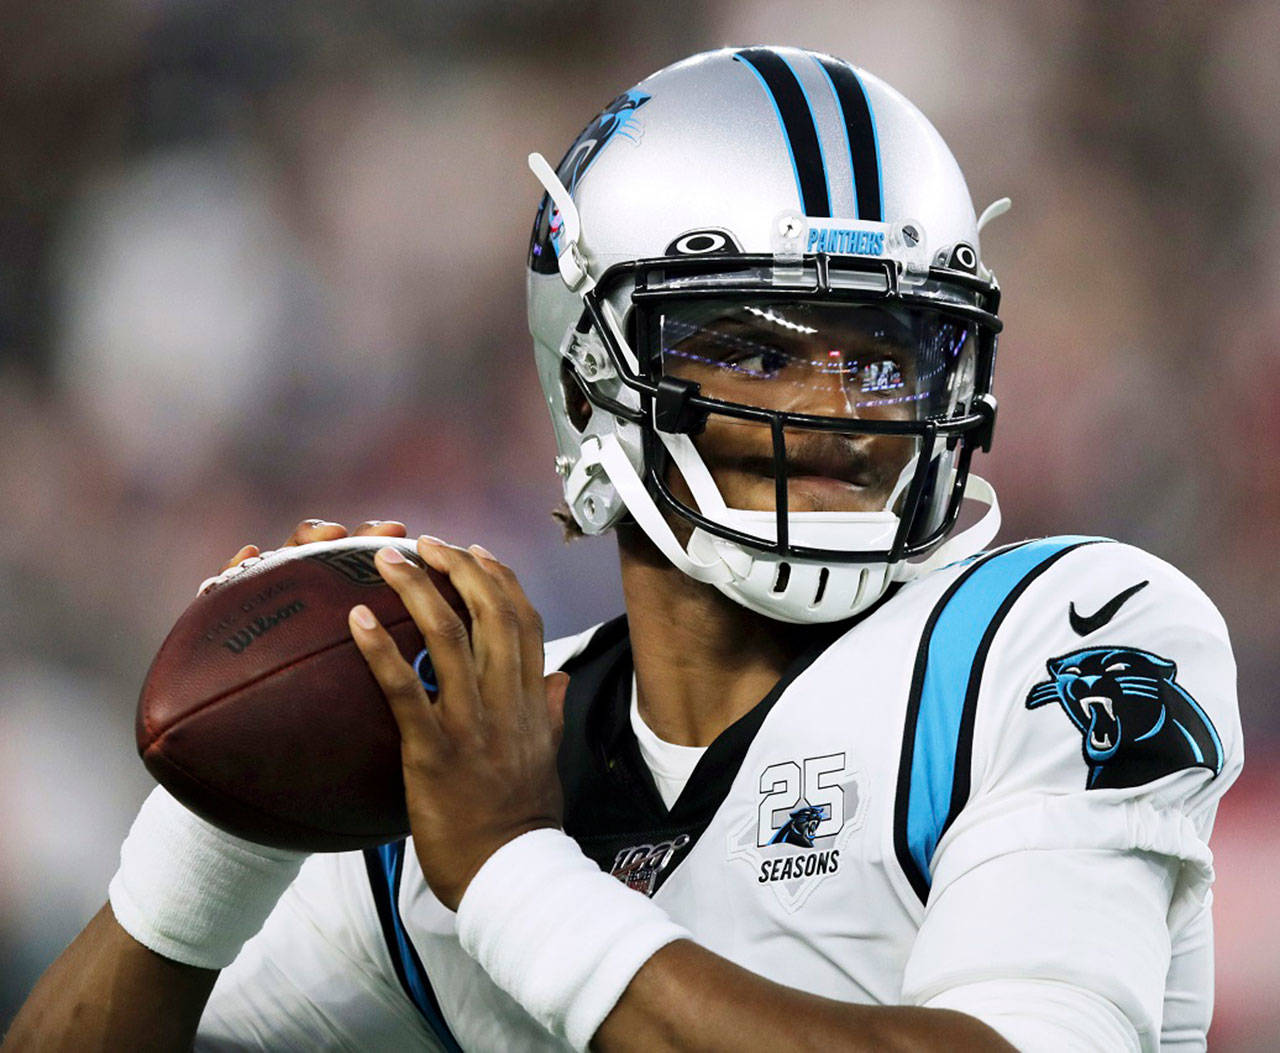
[527,46,1009,623]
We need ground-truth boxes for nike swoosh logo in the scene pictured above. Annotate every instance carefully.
[1069,580,1149,636]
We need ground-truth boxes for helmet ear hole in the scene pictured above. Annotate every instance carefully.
[561,360,592,432]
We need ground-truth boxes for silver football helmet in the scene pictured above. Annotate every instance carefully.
[527,46,1009,623]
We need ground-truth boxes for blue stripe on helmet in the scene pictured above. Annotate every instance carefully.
[814,56,883,222]
[733,49,831,217]
[777,50,832,212]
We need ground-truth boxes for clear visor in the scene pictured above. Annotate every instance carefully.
[647,298,980,552]
[657,299,977,421]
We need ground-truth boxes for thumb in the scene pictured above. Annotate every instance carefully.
[544,672,569,747]
[219,544,260,573]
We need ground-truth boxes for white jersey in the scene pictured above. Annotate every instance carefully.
[197,537,1242,1051]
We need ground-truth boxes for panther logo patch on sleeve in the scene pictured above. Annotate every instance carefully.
[1025,646,1223,789]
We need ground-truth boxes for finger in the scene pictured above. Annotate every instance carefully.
[353,520,408,538]
[375,546,482,720]
[416,540,526,723]
[544,672,569,749]
[285,518,348,547]
[219,544,260,573]
[469,545,547,701]
[348,604,440,744]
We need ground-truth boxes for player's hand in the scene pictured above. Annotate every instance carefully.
[220,518,409,571]
[348,537,569,912]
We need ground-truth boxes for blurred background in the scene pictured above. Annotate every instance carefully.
[1,0,1276,1044]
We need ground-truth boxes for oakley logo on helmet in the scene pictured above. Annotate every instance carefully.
[666,229,740,256]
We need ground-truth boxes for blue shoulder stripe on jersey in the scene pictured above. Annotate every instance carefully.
[893,536,1109,904]
[813,56,883,221]
[733,48,831,217]
[363,841,463,1052]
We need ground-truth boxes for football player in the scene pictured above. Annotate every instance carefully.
[6,47,1241,1052]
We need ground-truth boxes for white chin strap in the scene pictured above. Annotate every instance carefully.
[900,473,1001,579]
[593,433,734,586]
[584,431,1001,624]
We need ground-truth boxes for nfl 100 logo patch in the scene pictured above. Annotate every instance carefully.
[609,834,691,897]
[727,752,867,912]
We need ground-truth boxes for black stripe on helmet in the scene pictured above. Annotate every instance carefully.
[734,48,831,218]
[815,57,882,222]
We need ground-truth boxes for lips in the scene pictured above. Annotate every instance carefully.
[736,443,879,489]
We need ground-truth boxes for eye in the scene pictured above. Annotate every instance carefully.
[1061,666,1081,676]
[727,346,788,377]
[1104,662,1130,672]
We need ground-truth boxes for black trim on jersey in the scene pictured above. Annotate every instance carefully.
[943,542,1104,836]
[363,842,462,1052]
[733,48,831,218]
[892,546,1012,904]
[556,602,890,893]
[814,57,883,222]
[891,539,1106,905]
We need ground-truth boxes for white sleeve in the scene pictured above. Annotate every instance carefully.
[901,543,1243,1052]
[197,851,434,1050]
[543,624,604,674]
[1161,892,1215,1052]
[195,622,606,1051]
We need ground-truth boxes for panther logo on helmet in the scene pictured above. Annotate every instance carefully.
[529,89,651,274]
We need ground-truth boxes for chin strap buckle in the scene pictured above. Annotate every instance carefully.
[653,376,707,435]
[973,393,998,453]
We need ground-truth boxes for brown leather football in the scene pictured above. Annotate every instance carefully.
[137,536,461,852]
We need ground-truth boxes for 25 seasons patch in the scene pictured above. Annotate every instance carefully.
[727,753,867,912]
[757,847,842,884]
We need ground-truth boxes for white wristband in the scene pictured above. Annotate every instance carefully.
[108,786,306,970]
[456,828,691,1051]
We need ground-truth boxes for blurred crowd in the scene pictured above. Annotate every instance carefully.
[1,0,1277,1045]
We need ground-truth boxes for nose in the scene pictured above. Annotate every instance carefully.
[1079,675,1101,689]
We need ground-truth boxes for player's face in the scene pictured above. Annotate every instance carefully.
[658,302,954,514]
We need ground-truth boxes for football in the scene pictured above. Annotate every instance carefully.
[137,535,461,852]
